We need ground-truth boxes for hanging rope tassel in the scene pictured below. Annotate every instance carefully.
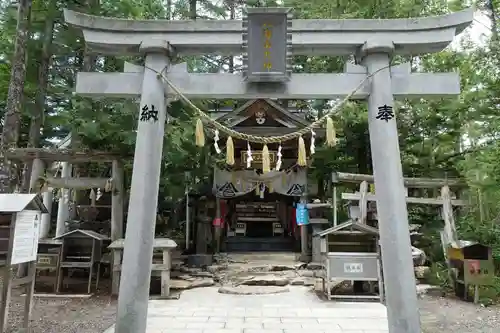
[326,116,337,147]
[195,118,205,147]
[262,144,271,173]
[104,178,113,192]
[297,136,307,166]
[226,136,235,166]
[89,189,96,207]
[267,182,274,193]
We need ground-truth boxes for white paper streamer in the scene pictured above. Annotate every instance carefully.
[96,188,103,201]
[214,129,222,154]
[310,129,316,155]
[275,144,283,171]
[260,183,265,199]
[63,191,70,204]
[246,142,253,168]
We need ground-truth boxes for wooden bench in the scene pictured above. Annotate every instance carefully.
[108,238,177,297]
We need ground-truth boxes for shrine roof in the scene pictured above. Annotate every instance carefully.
[216,99,309,128]
[315,219,379,237]
[54,229,109,240]
[0,194,48,213]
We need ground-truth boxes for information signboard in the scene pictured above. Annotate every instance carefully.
[243,8,291,83]
[11,211,41,265]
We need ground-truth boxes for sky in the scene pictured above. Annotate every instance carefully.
[453,10,492,48]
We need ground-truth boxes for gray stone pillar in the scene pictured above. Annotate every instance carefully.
[55,162,71,237]
[114,40,171,333]
[40,190,53,239]
[360,42,421,333]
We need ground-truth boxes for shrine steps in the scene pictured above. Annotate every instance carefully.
[224,236,295,252]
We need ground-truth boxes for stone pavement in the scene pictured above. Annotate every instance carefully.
[104,286,388,333]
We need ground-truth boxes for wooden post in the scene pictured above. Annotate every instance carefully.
[331,172,339,226]
[161,250,171,297]
[0,214,16,332]
[111,161,124,295]
[23,261,36,328]
[111,160,124,241]
[28,158,45,193]
[359,181,368,224]
[55,163,72,237]
[40,191,53,239]
[111,249,122,295]
[441,185,459,247]
[185,189,190,250]
[214,198,221,254]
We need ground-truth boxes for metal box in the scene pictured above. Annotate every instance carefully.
[314,220,384,302]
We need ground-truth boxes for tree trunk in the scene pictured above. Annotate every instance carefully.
[71,0,99,216]
[487,0,498,40]
[228,0,235,73]
[22,0,57,192]
[0,0,32,193]
[190,0,197,20]
[167,0,172,19]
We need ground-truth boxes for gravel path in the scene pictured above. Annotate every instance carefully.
[419,295,499,333]
[6,288,117,333]
[2,287,498,332]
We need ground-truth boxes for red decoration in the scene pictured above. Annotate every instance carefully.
[213,217,224,227]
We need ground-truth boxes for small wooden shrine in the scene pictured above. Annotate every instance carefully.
[54,229,109,293]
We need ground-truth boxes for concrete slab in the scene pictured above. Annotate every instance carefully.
[103,286,388,333]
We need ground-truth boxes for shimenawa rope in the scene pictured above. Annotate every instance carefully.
[151,64,394,145]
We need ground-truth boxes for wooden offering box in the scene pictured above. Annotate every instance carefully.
[55,229,109,294]
[36,239,63,291]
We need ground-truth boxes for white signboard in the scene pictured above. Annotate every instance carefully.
[344,263,363,274]
[11,211,41,265]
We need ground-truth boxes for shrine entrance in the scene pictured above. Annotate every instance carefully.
[213,98,313,252]
[224,192,297,252]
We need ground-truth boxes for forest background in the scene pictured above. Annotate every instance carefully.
[0,0,499,300]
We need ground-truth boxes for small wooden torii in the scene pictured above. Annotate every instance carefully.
[338,172,466,270]
[6,147,127,242]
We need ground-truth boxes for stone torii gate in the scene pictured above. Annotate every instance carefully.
[64,8,473,333]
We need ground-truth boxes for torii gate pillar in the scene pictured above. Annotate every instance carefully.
[360,42,420,332]
[114,40,171,333]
